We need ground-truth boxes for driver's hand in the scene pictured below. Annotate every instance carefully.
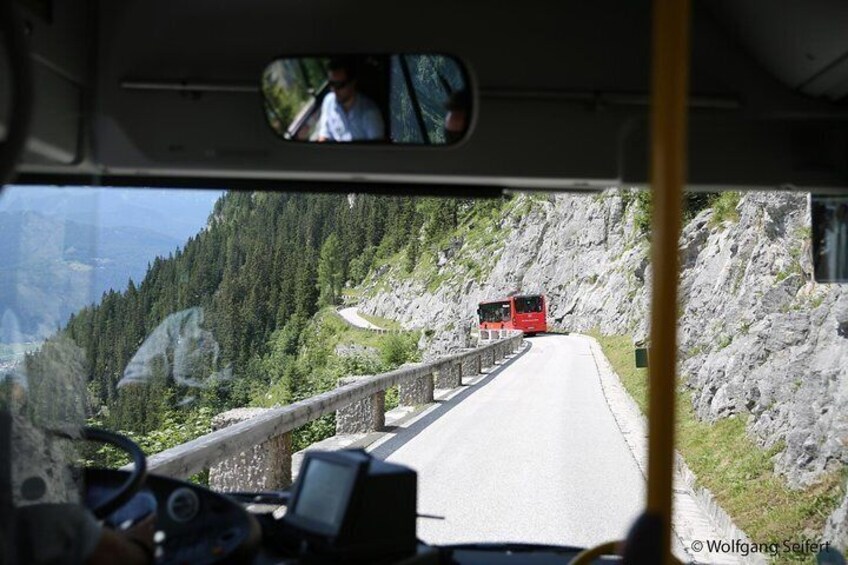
[87,514,156,565]
[125,514,156,558]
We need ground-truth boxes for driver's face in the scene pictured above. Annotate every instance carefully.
[328,69,355,104]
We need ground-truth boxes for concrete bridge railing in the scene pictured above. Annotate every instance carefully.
[132,330,524,491]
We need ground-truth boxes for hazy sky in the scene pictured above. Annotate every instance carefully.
[0,186,225,242]
[0,186,227,343]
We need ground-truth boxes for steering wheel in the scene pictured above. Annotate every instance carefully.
[567,541,621,564]
[567,540,685,564]
[82,427,148,519]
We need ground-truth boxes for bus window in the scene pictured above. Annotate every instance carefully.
[514,295,543,314]
[479,301,510,323]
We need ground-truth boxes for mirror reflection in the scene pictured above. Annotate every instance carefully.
[262,54,471,145]
[812,194,848,282]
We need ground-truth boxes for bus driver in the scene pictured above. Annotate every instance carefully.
[317,58,385,142]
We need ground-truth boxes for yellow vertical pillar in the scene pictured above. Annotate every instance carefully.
[647,0,690,562]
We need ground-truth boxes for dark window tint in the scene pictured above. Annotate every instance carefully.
[479,302,511,323]
[514,296,543,314]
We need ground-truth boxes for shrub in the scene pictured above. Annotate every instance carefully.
[380,333,419,367]
[634,190,652,235]
[708,192,741,228]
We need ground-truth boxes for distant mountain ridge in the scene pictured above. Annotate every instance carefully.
[0,186,223,242]
[0,210,183,343]
[0,186,223,343]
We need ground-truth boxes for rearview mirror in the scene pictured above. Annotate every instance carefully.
[261,54,471,145]
[811,194,848,282]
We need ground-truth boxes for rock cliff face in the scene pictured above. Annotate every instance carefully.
[678,193,847,490]
[361,191,652,354]
[359,189,848,545]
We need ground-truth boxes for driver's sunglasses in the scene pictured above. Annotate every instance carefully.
[328,78,351,90]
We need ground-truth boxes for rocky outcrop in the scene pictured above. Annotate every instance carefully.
[359,189,848,544]
[361,191,651,358]
[677,193,847,490]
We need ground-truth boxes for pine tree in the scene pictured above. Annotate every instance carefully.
[29,189,465,436]
[317,233,343,306]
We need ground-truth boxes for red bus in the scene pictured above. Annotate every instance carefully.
[477,294,547,335]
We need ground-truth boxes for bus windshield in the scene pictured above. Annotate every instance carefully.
[514,296,543,314]
[2,186,845,563]
[478,301,510,323]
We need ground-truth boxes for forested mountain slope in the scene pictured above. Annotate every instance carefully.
[17,191,471,438]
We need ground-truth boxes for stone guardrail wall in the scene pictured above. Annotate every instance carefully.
[130,330,523,491]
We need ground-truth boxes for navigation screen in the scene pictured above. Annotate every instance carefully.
[293,459,358,530]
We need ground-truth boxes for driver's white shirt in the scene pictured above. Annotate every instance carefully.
[317,92,385,141]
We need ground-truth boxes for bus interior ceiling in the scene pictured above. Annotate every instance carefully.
[3,0,848,193]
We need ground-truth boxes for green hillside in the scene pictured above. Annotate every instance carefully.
[12,191,500,457]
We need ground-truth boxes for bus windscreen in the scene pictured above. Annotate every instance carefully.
[514,296,543,314]
[479,301,510,322]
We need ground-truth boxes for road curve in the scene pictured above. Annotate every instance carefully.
[337,307,384,330]
[339,306,383,330]
[372,334,645,548]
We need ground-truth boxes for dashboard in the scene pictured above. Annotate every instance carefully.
[84,469,261,564]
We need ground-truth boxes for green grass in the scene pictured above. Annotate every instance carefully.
[592,333,846,561]
[717,334,733,350]
[325,309,417,353]
[253,308,421,451]
[362,197,515,298]
[257,308,420,408]
[775,257,804,285]
[507,194,536,217]
[385,385,399,411]
[708,192,741,228]
[633,189,653,235]
[342,288,363,299]
[358,312,403,331]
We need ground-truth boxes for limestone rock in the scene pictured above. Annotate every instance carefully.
[357,189,848,546]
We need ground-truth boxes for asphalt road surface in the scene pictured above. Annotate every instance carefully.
[337,307,383,330]
[372,334,645,549]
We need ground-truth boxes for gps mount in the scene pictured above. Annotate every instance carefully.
[265,449,418,564]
